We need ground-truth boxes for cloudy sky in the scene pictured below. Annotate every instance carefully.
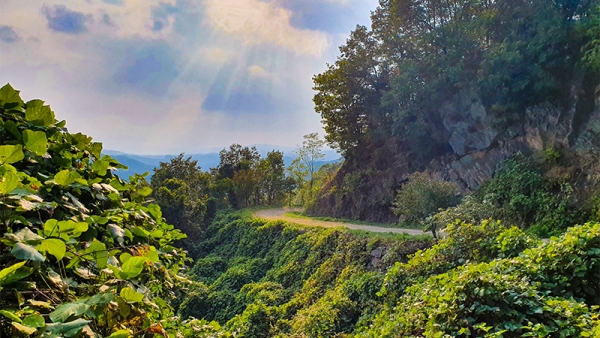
[0,0,378,154]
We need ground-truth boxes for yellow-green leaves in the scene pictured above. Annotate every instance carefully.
[24,100,55,126]
[0,144,24,165]
[119,256,147,279]
[52,170,84,187]
[0,169,19,195]
[38,238,66,261]
[120,287,144,303]
[0,261,34,286]
[43,219,88,240]
[0,83,24,107]
[22,129,48,156]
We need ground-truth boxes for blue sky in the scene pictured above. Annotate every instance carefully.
[0,0,378,154]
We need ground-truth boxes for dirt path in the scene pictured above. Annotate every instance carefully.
[253,207,430,236]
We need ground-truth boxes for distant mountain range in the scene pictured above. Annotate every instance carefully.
[104,147,342,179]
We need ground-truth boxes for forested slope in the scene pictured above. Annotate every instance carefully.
[179,211,600,337]
[310,0,600,224]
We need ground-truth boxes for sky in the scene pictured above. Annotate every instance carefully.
[0,0,378,155]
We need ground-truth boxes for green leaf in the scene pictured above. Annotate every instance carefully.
[120,256,147,279]
[131,226,149,238]
[0,309,22,323]
[11,243,45,262]
[92,157,110,176]
[0,170,19,195]
[46,318,90,337]
[15,227,44,244]
[0,145,24,165]
[0,83,24,107]
[25,103,55,126]
[120,287,144,303]
[39,238,66,260]
[44,220,88,239]
[137,186,153,197]
[53,170,81,187]
[28,299,53,309]
[0,261,34,286]
[3,120,22,140]
[49,303,89,323]
[108,329,132,338]
[23,130,48,156]
[12,322,37,335]
[23,314,45,328]
[83,240,108,268]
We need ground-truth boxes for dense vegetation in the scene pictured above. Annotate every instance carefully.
[314,0,600,158]
[310,0,600,223]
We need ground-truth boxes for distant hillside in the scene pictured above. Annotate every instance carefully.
[105,150,341,178]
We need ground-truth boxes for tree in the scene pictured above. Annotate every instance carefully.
[292,133,326,196]
[212,144,260,209]
[259,150,286,205]
[151,154,212,242]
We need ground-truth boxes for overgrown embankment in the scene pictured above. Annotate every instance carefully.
[179,211,600,337]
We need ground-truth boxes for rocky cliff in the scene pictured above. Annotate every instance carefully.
[311,83,600,223]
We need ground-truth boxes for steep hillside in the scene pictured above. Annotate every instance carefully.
[310,0,600,223]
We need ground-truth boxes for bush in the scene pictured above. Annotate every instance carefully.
[392,172,460,236]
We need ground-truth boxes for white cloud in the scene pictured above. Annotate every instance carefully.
[247,65,270,79]
[204,0,329,56]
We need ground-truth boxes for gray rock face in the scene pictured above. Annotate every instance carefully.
[433,85,600,191]
[441,89,499,156]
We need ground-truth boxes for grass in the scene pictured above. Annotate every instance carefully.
[346,229,433,241]
[283,211,424,229]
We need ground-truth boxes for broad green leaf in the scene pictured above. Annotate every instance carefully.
[90,142,103,159]
[120,256,147,279]
[120,287,144,303]
[15,227,44,244]
[0,170,19,195]
[0,83,24,107]
[53,170,81,187]
[92,157,110,176]
[11,242,45,262]
[82,240,108,268]
[0,309,22,323]
[131,226,149,238]
[43,219,59,237]
[3,120,22,140]
[46,318,90,337]
[23,314,45,328]
[49,303,89,323]
[28,299,53,309]
[147,204,162,220]
[0,261,34,286]
[108,329,132,338]
[12,322,37,335]
[145,246,159,262]
[44,220,88,239]
[25,103,55,126]
[137,186,152,197]
[0,145,24,165]
[39,238,66,260]
[150,229,164,238]
[23,130,48,156]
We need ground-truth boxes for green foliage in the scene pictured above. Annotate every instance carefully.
[151,154,212,250]
[0,84,191,337]
[476,154,589,236]
[392,172,460,235]
[361,222,600,337]
[180,211,432,336]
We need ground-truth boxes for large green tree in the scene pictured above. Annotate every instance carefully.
[150,154,212,243]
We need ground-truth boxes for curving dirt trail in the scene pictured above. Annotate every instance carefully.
[253,207,430,236]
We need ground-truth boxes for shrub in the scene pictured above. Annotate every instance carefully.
[392,172,460,236]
